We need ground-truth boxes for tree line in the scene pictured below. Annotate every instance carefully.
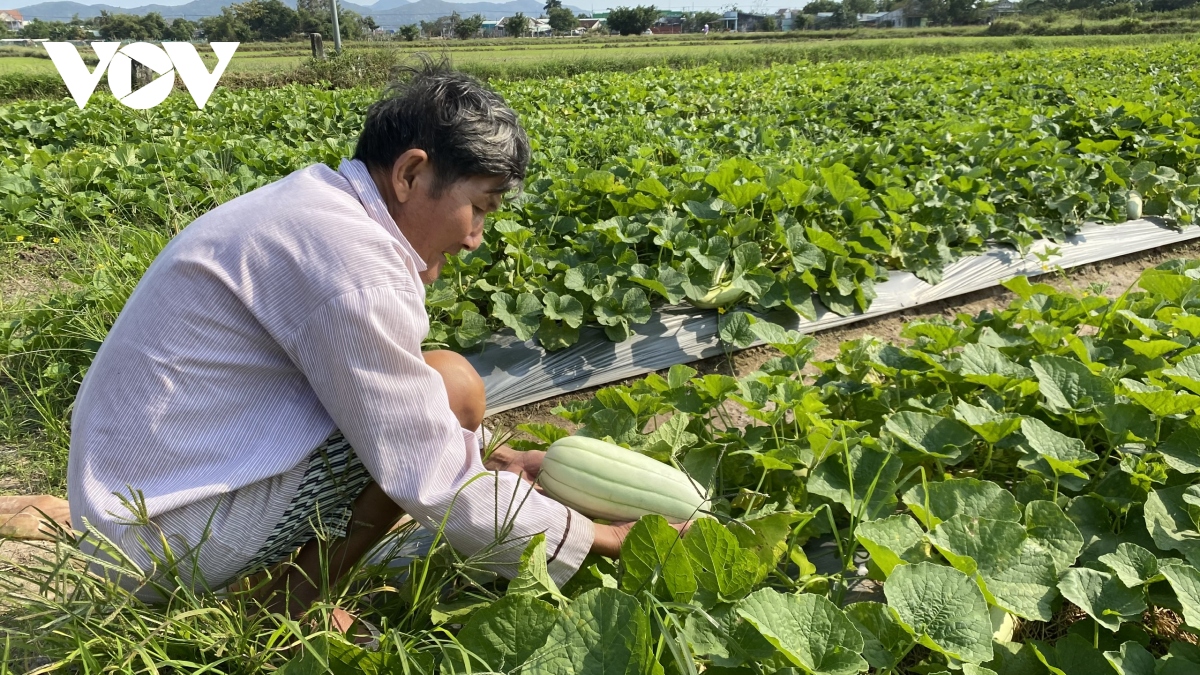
[6,0,377,41]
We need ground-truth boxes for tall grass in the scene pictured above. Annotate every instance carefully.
[0,454,554,673]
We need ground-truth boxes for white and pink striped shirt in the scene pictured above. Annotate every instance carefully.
[67,159,593,590]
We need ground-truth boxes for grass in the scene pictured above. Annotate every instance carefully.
[0,58,54,75]
[0,504,494,673]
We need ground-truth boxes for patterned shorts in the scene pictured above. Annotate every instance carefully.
[231,429,373,580]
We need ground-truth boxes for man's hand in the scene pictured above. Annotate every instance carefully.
[483,445,543,485]
[591,520,691,558]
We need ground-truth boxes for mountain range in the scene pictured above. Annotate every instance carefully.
[14,0,588,28]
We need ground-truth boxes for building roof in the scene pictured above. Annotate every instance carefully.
[0,9,24,21]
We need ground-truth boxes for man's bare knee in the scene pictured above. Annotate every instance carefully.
[423,350,486,431]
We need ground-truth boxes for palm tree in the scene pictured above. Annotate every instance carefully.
[544,0,563,11]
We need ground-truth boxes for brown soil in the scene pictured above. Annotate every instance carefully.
[0,243,74,307]
[487,238,1200,436]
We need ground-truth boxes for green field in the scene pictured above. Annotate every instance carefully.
[0,29,1197,81]
[4,34,1200,675]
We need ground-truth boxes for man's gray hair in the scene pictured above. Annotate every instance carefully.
[353,56,530,194]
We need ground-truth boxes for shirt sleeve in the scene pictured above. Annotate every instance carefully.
[283,285,594,586]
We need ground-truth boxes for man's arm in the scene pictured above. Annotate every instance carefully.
[284,285,594,585]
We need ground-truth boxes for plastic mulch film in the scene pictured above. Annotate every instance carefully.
[468,219,1200,416]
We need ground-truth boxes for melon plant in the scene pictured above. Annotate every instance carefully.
[476,260,1200,675]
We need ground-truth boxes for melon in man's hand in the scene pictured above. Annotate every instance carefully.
[538,436,709,523]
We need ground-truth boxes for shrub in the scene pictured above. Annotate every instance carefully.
[986,19,1024,35]
[1097,2,1137,19]
[1116,17,1145,33]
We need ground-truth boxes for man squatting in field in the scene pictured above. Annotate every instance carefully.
[23,61,684,631]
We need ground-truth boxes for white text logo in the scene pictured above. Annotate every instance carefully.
[43,41,239,110]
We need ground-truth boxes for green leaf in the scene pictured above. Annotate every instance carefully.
[1098,543,1161,588]
[854,514,928,577]
[787,225,826,272]
[456,594,559,673]
[953,401,1023,444]
[808,445,901,521]
[1119,378,1200,417]
[1104,641,1157,675]
[958,344,1034,390]
[1158,426,1200,474]
[885,562,994,665]
[1020,417,1098,479]
[806,225,848,255]
[1139,269,1196,304]
[543,292,585,328]
[743,512,805,570]
[683,518,759,602]
[1030,634,1115,675]
[454,309,490,349]
[718,311,756,349]
[1161,642,1200,675]
[537,318,581,351]
[1161,562,1200,630]
[594,288,651,330]
[682,605,775,667]
[687,235,731,270]
[1144,486,1200,567]
[523,588,657,675]
[1122,339,1184,359]
[1025,500,1084,574]
[509,534,563,600]
[1162,355,1200,395]
[638,414,697,460]
[619,515,696,603]
[983,642,1046,675]
[493,291,544,342]
[902,478,1022,529]
[1057,568,1146,631]
[845,602,915,671]
[1031,355,1116,413]
[821,164,869,205]
[928,514,1058,621]
[885,411,976,465]
[1098,404,1155,446]
[736,589,868,675]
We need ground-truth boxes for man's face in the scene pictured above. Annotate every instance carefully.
[380,151,508,284]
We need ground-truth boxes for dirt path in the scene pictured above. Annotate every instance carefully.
[486,237,1200,436]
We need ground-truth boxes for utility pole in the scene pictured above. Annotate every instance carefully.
[330,0,343,54]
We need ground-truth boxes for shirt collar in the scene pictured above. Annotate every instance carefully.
[336,158,429,275]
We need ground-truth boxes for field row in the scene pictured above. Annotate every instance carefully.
[2,42,1198,353]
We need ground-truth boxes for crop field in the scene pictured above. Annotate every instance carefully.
[3,38,1200,674]
[0,32,1193,81]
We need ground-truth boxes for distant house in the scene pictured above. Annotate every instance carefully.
[776,8,807,30]
[0,9,24,32]
[877,4,928,27]
[482,19,504,36]
[721,10,769,31]
[578,16,606,30]
[986,0,1019,19]
[856,11,888,26]
[651,11,683,34]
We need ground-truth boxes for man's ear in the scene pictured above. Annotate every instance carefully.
[390,149,430,204]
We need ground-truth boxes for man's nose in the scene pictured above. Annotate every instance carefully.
[463,231,484,252]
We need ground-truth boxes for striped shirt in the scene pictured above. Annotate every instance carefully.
[67,158,594,589]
